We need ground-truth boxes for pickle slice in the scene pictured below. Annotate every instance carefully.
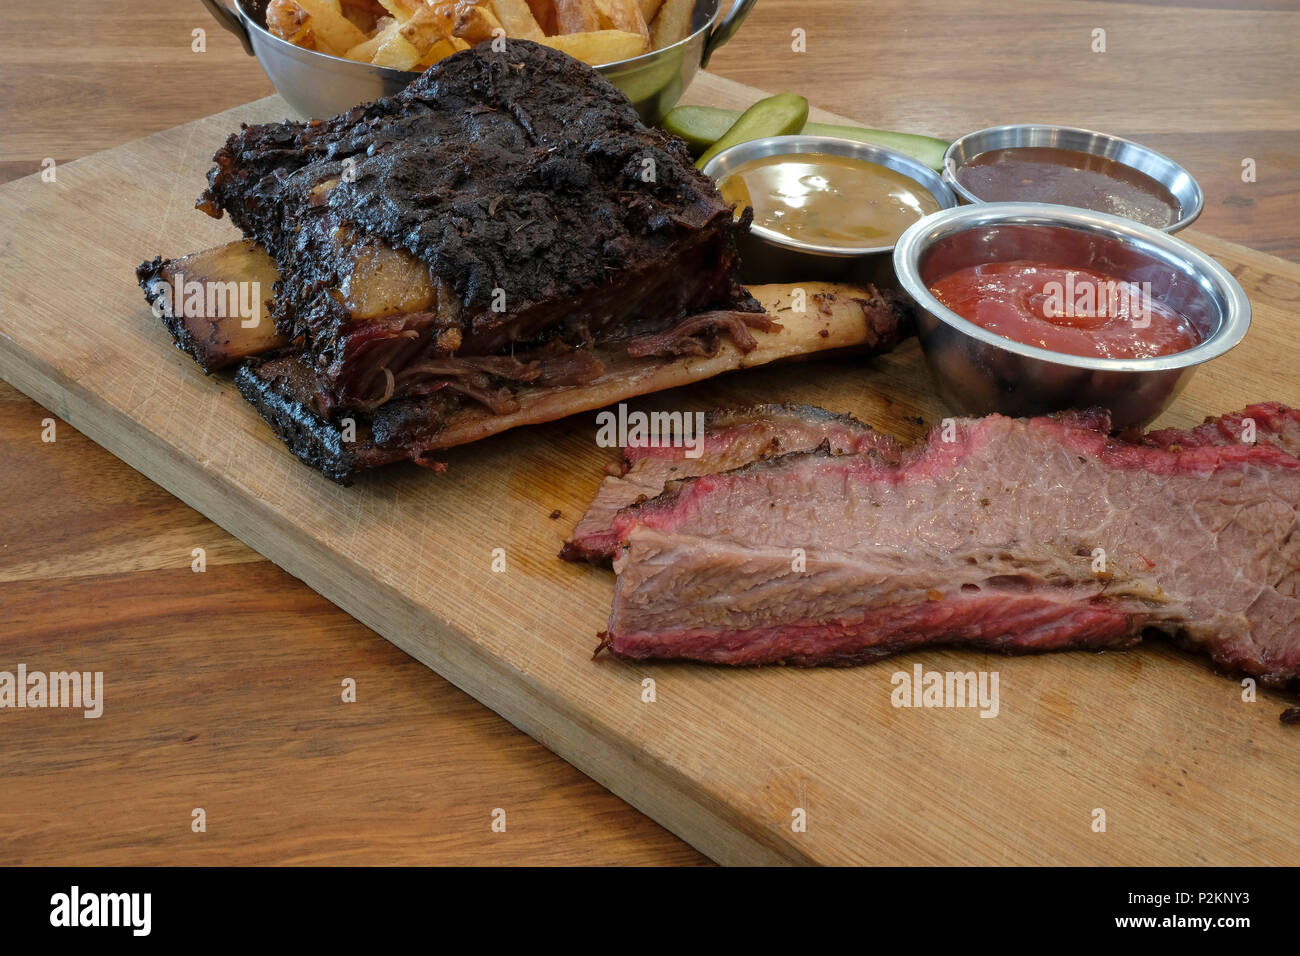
[661,105,741,155]
[801,122,948,172]
[662,104,950,171]
[694,94,809,170]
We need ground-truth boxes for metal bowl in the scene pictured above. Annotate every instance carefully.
[892,202,1250,428]
[942,124,1204,233]
[701,134,958,288]
[200,0,757,122]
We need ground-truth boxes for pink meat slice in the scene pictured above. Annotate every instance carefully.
[561,403,901,563]
[1132,402,1300,456]
[603,403,1300,685]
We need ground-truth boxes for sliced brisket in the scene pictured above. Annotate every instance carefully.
[562,404,902,563]
[603,404,1300,686]
[1131,403,1300,456]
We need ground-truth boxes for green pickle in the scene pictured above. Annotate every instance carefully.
[802,122,948,172]
[662,105,748,155]
[662,102,949,172]
[694,94,810,170]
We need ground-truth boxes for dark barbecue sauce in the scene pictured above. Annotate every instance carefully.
[956,146,1181,229]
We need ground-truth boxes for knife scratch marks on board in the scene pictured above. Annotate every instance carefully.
[123,381,163,421]
[153,119,205,245]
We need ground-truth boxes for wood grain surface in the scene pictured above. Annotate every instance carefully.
[1,0,1297,866]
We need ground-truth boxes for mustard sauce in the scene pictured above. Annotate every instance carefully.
[718,152,941,247]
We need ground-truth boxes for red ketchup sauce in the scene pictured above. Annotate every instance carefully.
[928,261,1202,360]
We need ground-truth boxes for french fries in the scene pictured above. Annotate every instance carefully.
[339,0,390,32]
[293,0,370,53]
[453,3,505,43]
[594,0,648,39]
[489,0,545,42]
[398,2,455,53]
[553,0,600,34]
[637,0,663,22]
[371,20,424,68]
[649,0,692,49]
[418,36,472,68]
[376,0,425,20]
[344,22,389,60]
[268,0,686,69]
[537,28,648,64]
[526,0,558,34]
[267,0,318,50]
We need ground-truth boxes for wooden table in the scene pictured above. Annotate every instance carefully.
[1,0,1296,866]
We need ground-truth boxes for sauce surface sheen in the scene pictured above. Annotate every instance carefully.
[956,146,1181,229]
[929,260,1202,359]
[718,152,941,247]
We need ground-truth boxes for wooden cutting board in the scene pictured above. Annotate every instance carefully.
[1,72,1297,866]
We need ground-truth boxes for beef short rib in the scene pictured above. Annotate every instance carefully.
[233,283,907,482]
[195,39,756,413]
[602,404,1300,686]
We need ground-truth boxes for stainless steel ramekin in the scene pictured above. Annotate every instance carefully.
[200,0,757,122]
[892,202,1250,428]
[701,134,957,287]
[942,124,1204,233]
